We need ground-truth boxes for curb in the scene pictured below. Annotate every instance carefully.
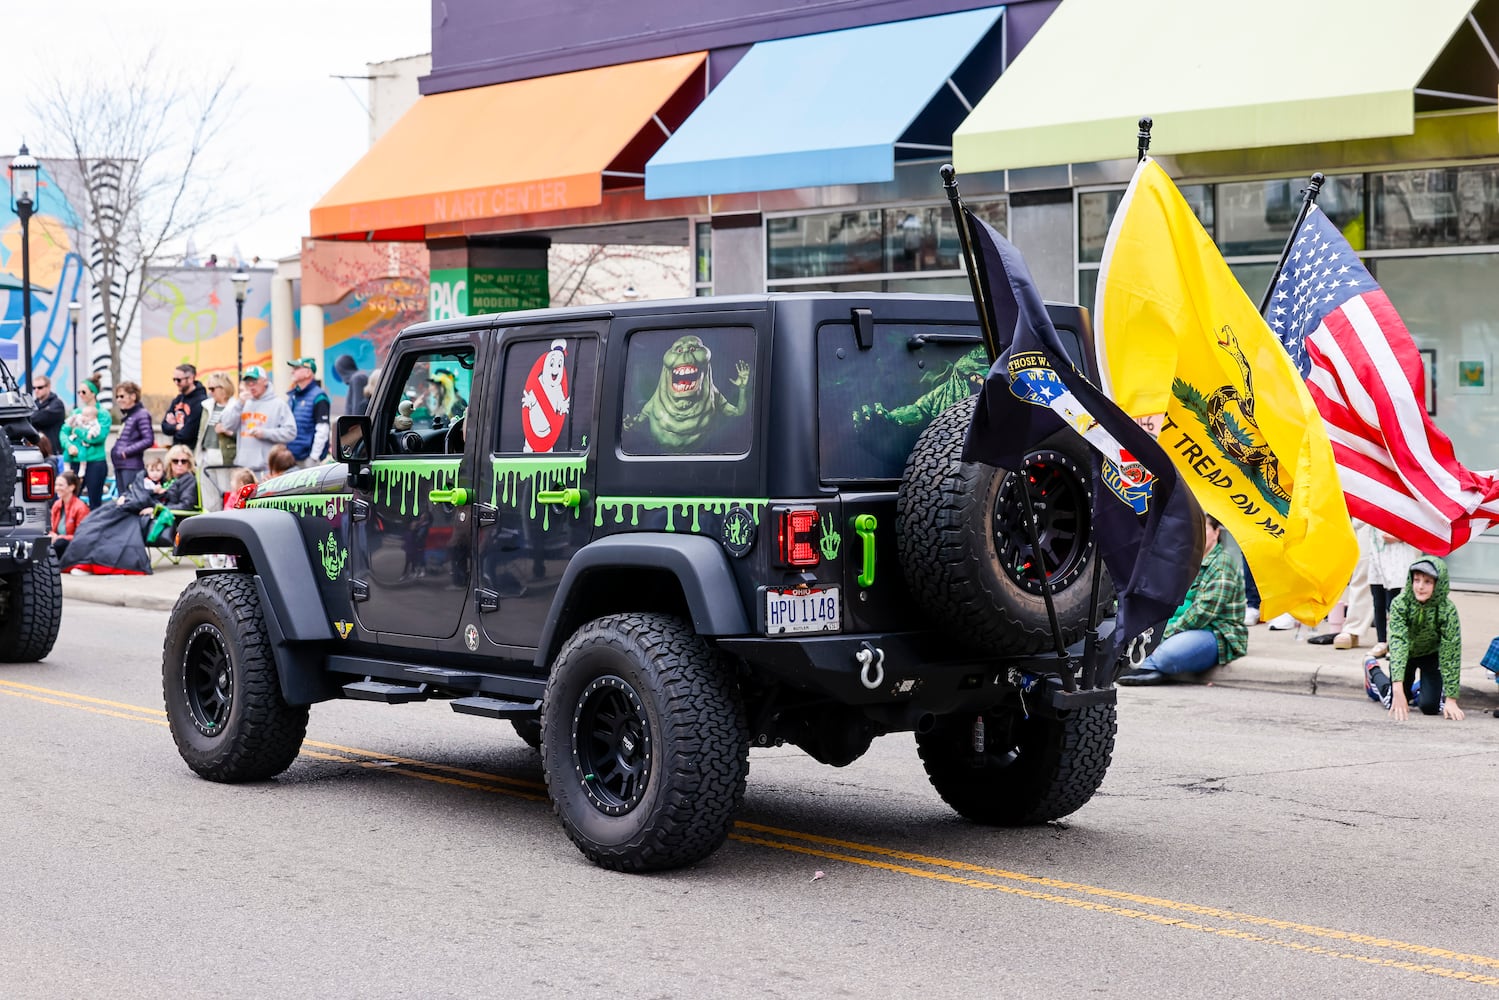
[60,577,187,613]
[1204,655,1499,708]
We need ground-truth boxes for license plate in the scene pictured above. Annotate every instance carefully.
[764,587,840,635]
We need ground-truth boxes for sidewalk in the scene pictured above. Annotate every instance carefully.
[62,565,1499,708]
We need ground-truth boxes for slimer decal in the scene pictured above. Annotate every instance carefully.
[595,497,767,534]
[373,459,460,515]
[318,532,348,580]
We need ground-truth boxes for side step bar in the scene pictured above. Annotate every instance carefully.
[450,696,542,720]
[343,679,430,703]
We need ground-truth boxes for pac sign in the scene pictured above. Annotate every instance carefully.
[430,280,468,320]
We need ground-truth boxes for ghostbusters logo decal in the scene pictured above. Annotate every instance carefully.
[521,339,571,453]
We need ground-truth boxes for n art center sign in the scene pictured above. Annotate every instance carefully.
[430,267,550,319]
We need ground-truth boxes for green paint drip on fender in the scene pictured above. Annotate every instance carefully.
[594,497,767,533]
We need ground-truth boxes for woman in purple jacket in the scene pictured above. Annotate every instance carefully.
[110,381,156,492]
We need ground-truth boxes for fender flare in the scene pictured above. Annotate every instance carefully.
[535,533,750,667]
[176,509,334,643]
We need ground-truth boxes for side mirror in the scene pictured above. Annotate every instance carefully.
[335,414,371,464]
[335,414,373,491]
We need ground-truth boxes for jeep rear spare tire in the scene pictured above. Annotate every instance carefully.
[162,573,309,782]
[897,395,1097,656]
[541,613,749,872]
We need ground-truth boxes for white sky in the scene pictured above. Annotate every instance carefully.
[4,0,431,263]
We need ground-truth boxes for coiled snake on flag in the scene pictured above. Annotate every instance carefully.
[1207,326,1292,504]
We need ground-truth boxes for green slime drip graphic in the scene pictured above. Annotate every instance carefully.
[491,456,587,530]
[247,494,351,518]
[374,460,460,516]
[594,497,767,533]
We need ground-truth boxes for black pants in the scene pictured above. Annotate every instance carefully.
[1371,653,1443,715]
[1370,586,1401,642]
[82,462,108,511]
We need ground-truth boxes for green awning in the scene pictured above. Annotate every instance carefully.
[954,0,1484,172]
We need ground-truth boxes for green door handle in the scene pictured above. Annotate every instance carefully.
[854,513,877,587]
[428,487,470,506]
[537,488,582,508]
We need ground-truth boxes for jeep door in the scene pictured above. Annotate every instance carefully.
[474,321,602,655]
[350,334,480,644]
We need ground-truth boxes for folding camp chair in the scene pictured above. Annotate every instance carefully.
[148,468,213,568]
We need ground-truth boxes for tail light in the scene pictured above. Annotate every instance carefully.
[777,507,820,567]
[23,464,54,502]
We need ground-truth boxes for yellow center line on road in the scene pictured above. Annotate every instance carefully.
[728,833,1499,988]
[9,676,1497,986]
[735,820,1499,972]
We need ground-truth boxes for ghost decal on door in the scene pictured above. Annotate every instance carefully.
[521,339,571,453]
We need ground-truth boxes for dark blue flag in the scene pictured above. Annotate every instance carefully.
[959,213,1202,658]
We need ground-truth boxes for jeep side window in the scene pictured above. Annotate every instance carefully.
[497,336,598,454]
[618,327,755,456]
[378,347,475,455]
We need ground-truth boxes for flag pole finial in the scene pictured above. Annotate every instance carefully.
[940,163,1002,363]
[1257,172,1329,315]
[1137,117,1153,162]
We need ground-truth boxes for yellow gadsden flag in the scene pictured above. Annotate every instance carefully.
[1093,158,1355,624]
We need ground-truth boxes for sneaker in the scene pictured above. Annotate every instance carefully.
[1370,642,1389,659]
[1266,612,1298,630]
[1332,633,1357,650]
[1363,656,1380,703]
[1117,669,1170,687]
[1307,633,1335,645]
[1245,607,1261,627]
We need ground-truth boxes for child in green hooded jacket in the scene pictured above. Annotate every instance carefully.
[1364,556,1464,721]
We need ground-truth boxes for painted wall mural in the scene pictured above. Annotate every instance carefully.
[140,266,279,400]
[0,157,98,406]
[302,238,430,395]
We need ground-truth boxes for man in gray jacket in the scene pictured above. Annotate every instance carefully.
[215,365,297,477]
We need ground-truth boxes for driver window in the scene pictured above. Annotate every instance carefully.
[378,346,475,456]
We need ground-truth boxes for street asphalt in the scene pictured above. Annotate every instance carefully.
[60,560,1499,710]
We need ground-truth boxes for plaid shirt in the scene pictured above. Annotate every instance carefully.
[1163,540,1248,663]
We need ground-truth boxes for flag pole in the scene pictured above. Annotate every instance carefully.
[941,162,1070,666]
[1257,172,1325,315]
[941,163,1001,364]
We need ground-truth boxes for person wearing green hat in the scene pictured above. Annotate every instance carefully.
[60,378,112,508]
[216,365,296,478]
[285,357,331,465]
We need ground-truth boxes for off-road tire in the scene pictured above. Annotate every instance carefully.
[162,573,309,782]
[541,613,749,872]
[511,717,542,751]
[0,547,62,662]
[916,702,1116,826]
[897,395,1097,656]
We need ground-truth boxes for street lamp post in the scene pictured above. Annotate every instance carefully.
[68,300,81,398]
[231,270,249,377]
[9,144,40,390]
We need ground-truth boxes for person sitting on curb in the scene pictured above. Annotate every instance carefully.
[1119,514,1248,686]
[1364,556,1464,721]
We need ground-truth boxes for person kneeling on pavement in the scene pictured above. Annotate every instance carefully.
[1119,514,1247,686]
[1364,556,1464,721]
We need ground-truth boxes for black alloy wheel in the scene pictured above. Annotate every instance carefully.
[182,623,234,737]
[572,673,652,815]
[993,449,1091,596]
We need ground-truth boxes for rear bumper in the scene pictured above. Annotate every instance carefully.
[0,535,46,573]
[715,629,1118,715]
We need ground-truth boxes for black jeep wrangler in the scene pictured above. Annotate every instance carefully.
[0,385,61,662]
[163,293,1122,871]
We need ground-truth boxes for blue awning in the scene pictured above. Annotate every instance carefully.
[645,6,1005,200]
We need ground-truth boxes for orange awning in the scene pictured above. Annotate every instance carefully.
[310,52,706,240]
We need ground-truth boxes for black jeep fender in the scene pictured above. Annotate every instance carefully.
[175,510,338,704]
[535,533,750,668]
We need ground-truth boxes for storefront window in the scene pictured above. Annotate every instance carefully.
[1078,185,1214,264]
[1373,253,1499,584]
[1370,165,1499,249]
[767,200,1006,282]
[694,221,712,290]
[1217,175,1365,256]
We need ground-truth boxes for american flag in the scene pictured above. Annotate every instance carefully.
[1270,205,1499,555]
